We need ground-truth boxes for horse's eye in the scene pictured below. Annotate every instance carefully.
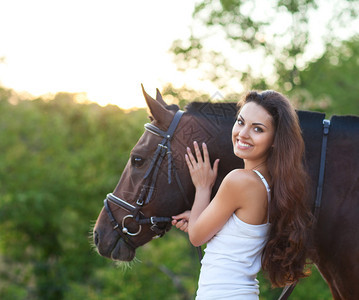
[131,155,145,168]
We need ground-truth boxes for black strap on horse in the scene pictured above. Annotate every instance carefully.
[140,110,185,203]
[145,110,204,263]
[313,119,330,219]
[278,118,330,300]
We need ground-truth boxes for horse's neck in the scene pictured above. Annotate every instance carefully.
[184,102,243,193]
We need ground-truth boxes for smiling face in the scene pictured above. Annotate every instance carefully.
[232,102,275,168]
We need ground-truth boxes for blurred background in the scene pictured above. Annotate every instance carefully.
[1,0,358,299]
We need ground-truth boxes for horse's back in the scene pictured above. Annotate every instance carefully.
[324,114,359,208]
[316,114,359,299]
[321,113,359,244]
[297,110,326,199]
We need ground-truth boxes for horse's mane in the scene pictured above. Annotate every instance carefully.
[165,104,180,112]
[296,110,325,129]
[330,114,359,136]
[185,101,237,118]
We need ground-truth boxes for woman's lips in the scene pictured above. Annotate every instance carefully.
[236,140,252,150]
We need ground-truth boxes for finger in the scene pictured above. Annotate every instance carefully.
[172,212,187,220]
[202,142,210,164]
[176,220,185,229]
[185,153,194,172]
[174,220,181,228]
[180,223,188,232]
[173,210,190,220]
[187,146,197,166]
[176,219,187,229]
[213,158,220,176]
[193,141,203,163]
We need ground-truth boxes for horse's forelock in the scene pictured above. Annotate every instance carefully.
[184,102,205,114]
[185,101,237,115]
[165,104,180,112]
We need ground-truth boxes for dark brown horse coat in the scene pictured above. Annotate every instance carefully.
[313,115,359,299]
[94,89,359,300]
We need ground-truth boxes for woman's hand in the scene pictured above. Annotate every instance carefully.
[172,210,191,232]
[185,141,219,191]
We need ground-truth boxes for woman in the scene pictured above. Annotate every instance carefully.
[172,91,313,299]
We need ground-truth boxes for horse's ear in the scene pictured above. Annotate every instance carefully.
[141,84,173,127]
[156,88,167,107]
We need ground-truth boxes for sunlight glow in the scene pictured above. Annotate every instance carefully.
[1,0,352,109]
[0,0,197,109]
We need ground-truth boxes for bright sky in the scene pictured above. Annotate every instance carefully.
[1,1,356,109]
[0,0,205,109]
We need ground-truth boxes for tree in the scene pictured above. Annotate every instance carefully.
[170,0,359,114]
[0,91,149,299]
[292,36,359,115]
[0,89,202,300]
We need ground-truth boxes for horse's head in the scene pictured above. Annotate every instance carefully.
[93,86,193,261]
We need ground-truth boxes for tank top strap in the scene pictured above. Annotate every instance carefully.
[253,169,271,223]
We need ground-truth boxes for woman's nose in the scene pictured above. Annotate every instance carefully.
[239,126,250,138]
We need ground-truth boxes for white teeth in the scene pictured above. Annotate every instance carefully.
[238,141,251,148]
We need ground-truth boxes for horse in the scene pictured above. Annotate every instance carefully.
[93,86,359,300]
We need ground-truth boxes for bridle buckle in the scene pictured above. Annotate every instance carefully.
[150,216,156,225]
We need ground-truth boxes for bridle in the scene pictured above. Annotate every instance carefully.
[103,110,188,250]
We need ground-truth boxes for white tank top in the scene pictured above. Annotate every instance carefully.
[196,170,271,300]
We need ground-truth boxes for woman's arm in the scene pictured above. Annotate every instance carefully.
[184,141,247,246]
[173,142,255,246]
[184,141,218,245]
[187,170,247,246]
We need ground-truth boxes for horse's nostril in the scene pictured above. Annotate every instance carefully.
[94,231,99,247]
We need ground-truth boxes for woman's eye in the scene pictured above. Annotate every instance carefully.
[237,119,244,126]
[131,156,145,168]
[254,127,263,133]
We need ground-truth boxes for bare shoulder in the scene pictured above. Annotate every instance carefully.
[222,169,263,193]
[219,169,268,209]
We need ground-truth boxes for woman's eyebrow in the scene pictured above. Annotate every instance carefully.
[239,114,268,128]
[252,122,268,128]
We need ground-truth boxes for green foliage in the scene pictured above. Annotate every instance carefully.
[289,267,332,300]
[162,83,212,109]
[0,90,159,299]
[171,0,359,116]
[0,88,203,299]
[290,36,359,115]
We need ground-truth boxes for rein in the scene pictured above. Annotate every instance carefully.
[103,110,189,249]
[278,118,330,300]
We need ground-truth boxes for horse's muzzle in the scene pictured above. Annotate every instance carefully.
[93,228,136,261]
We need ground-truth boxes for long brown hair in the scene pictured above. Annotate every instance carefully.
[241,90,314,287]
